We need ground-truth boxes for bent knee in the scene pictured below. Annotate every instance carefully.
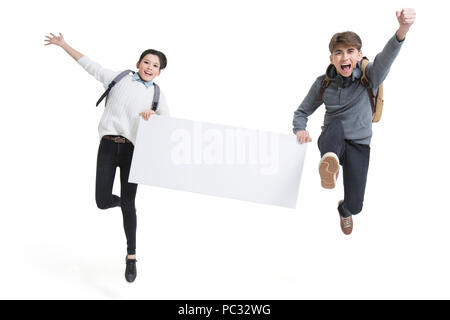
[96,202,110,210]
[96,197,111,210]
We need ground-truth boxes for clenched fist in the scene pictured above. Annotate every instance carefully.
[396,8,416,41]
[296,130,312,144]
[396,8,416,27]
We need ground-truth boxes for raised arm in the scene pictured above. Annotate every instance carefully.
[44,33,84,61]
[45,32,118,88]
[365,9,416,88]
[395,8,416,41]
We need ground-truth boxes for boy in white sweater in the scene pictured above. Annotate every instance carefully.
[45,33,169,282]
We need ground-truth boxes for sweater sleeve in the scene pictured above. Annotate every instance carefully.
[292,77,324,134]
[156,90,170,116]
[365,34,404,89]
[77,56,120,89]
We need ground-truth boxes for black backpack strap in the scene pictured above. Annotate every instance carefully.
[96,70,134,107]
[151,82,160,111]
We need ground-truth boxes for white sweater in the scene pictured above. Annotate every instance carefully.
[77,56,169,145]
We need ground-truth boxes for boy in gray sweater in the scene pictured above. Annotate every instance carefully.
[293,9,416,235]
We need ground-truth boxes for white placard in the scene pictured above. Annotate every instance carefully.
[129,116,306,208]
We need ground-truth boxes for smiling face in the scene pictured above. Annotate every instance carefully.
[136,54,161,81]
[329,44,363,78]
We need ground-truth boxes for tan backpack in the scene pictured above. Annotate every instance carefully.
[319,57,384,123]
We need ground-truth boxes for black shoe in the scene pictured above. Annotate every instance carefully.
[125,257,137,283]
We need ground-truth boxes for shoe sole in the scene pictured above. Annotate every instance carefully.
[319,153,339,189]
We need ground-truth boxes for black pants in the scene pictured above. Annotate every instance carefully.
[95,137,137,255]
[318,120,370,218]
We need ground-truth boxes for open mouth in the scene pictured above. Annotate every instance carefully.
[144,71,153,77]
[341,64,351,73]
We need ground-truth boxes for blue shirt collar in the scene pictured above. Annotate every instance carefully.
[132,72,153,88]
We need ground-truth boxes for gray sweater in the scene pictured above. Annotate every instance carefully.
[292,34,404,145]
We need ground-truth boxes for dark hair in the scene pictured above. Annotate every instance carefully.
[329,31,362,53]
[138,49,167,70]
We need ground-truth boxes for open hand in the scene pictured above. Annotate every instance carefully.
[44,33,66,47]
[139,109,155,121]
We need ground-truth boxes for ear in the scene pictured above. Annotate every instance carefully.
[329,55,333,63]
[357,51,363,61]
[136,61,140,69]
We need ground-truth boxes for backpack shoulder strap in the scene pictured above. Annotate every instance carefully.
[359,57,376,114]
[360,57,370,87]
[318,77,330,101]
[151,82,160,111]
[96,70,134,107]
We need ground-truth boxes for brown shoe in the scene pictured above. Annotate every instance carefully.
[319,152,339,189]
[338,200,353,235]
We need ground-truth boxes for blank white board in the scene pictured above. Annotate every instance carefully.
[129,116,306,208]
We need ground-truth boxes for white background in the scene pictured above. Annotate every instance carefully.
[1,0,449,299]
